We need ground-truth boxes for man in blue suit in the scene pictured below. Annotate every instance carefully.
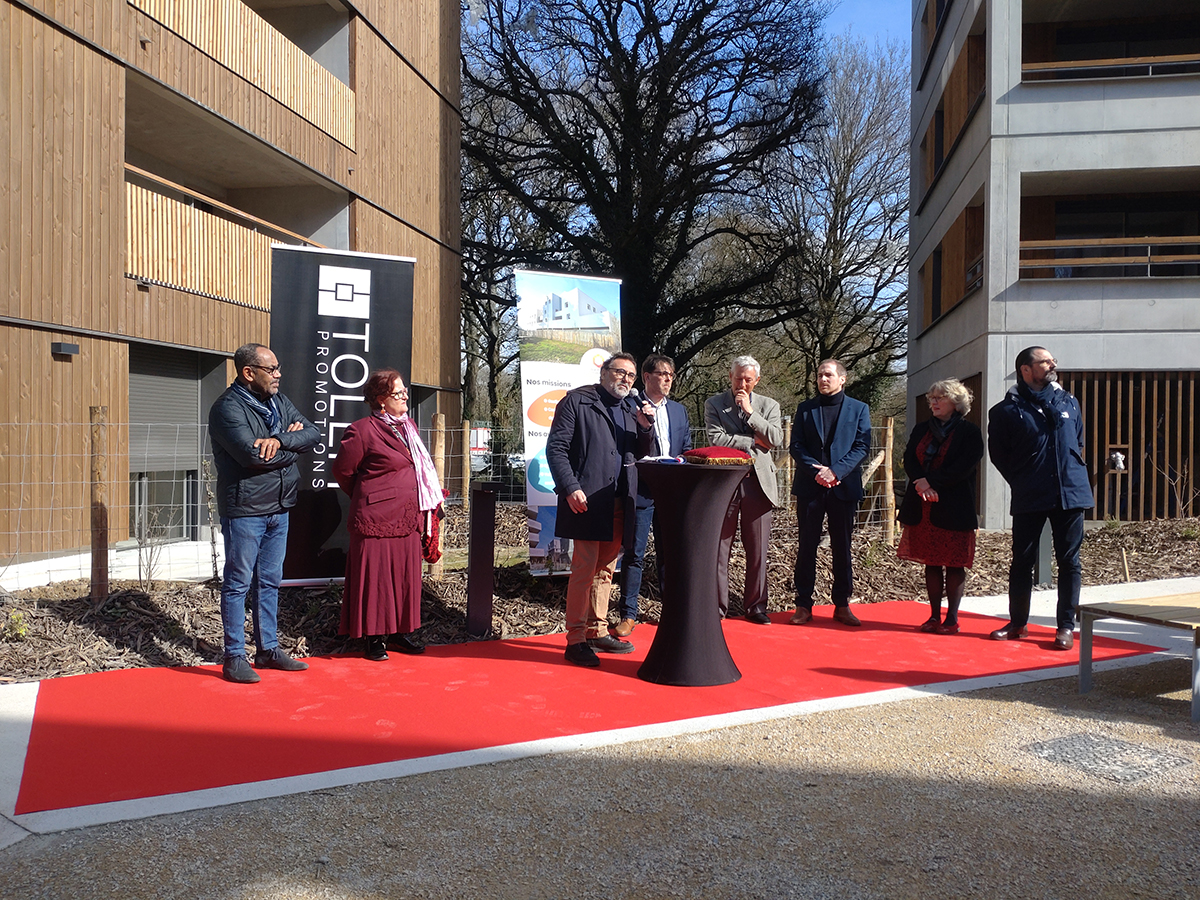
[788,359,873,626]
[613,354,692,636]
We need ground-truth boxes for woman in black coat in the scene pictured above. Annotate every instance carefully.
[897,379,984,634]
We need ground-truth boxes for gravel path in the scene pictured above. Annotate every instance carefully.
[2,658,1197,899]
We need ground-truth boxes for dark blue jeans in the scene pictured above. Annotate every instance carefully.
[220,513,289,659]
[618,504,656,621]
[1008,507,1085,631]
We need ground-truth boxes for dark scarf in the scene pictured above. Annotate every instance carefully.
[231,382,281,434]
[1016,380,1062,431]
[923,412,961,467]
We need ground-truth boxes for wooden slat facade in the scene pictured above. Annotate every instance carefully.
[0,324,130,556]
[2,0,462,558]
[2,2,125,332]
[1061,370,1200,521]
[920,32,984,200]
[129,0,355,148]
[918,203,983,329]
[125,181,274,310]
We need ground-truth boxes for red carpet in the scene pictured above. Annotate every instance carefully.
[15,602,1154,814]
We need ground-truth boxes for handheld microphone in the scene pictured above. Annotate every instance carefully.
[628,387,653,421]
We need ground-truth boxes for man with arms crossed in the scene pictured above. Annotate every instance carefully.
[209,343,320,683]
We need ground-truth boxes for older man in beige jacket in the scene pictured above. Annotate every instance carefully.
[704,355,784,624]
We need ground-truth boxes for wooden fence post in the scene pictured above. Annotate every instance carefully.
[90,406,109,605]
[461,419,471,515]
[430,413,446,578]
[883,416,895,545]
[781,415,793,503]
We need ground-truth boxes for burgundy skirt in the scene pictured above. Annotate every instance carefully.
[339,531,422,638]
[896,501,976,568]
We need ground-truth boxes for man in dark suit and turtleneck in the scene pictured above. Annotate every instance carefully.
[788,359,873,626]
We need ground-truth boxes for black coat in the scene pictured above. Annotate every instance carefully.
[208,384,320,518]
[987,384,1093,514]
[546,384,653,542]
[898,417,984,532]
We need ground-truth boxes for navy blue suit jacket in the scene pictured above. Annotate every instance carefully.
[789,394,873,503]
[635,398,692,508]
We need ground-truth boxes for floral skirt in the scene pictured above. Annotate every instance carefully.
[896,503,976,568]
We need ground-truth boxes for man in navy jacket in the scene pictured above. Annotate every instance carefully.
[789,359,873,626]
[209,343,320,683]
[546,353,654,667]
[613,354,692,637]
[987,346,1093,650]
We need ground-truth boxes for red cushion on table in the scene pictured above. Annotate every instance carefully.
[682,446,752,464]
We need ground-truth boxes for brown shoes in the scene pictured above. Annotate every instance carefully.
[833,606,862,627]
[788,607,812,625]
[989,623,1029,641]
[1053,628,1074,650]
[613,618,636,637]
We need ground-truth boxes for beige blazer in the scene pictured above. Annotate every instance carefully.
[703,390,784,507]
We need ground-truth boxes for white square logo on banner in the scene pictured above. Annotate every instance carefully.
[317,265,371,319]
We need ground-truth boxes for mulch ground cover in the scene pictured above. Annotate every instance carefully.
[2,507,1198,683]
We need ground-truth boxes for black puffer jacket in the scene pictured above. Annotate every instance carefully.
[208,384,320,518]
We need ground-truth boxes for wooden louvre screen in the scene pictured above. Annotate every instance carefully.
[1059,370,1200,521]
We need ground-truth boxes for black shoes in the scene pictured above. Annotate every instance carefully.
[565,641,601,667]
[989,623,1029,641]
[222,655,261,684]
[745,611,771,625]
[365,636,389,661]
[389,633,425,655]
[253,648,309,671]
[1054,628,1074,651]
[588,635,635,654]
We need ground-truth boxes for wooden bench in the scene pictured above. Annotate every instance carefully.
[1078,592,1200,722]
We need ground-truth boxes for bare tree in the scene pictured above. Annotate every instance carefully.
[461,153,521,424]
[461,0,828,366]
[768,34,910,408]
[666,36,910,414]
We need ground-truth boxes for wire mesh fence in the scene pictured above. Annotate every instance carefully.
[0,419,900,590]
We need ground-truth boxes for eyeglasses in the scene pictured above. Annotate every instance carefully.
[605,368,637,382]
[1033,357,1057,367]
[647,370,675,379]
[249,364,281,375]
[387,389,409,399]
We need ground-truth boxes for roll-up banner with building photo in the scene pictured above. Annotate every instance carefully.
[515,269,622,576]
[269,245,415,582]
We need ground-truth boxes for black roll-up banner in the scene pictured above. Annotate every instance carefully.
[269,245,415,581]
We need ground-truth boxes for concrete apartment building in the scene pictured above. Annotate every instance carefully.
[909,0,1200,527]
[0,0,460,569]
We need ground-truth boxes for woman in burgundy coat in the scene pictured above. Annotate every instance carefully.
[333,369,443,660]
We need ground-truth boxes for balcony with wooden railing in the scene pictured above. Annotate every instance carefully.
[1019,236,1200,278]
[129,0,355,148]
[1023,52,1200,81]
[125,165,320,310]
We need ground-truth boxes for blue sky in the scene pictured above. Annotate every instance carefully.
[824,0,912,46]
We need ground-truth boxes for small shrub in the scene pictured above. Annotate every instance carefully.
[2,610,28,642]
